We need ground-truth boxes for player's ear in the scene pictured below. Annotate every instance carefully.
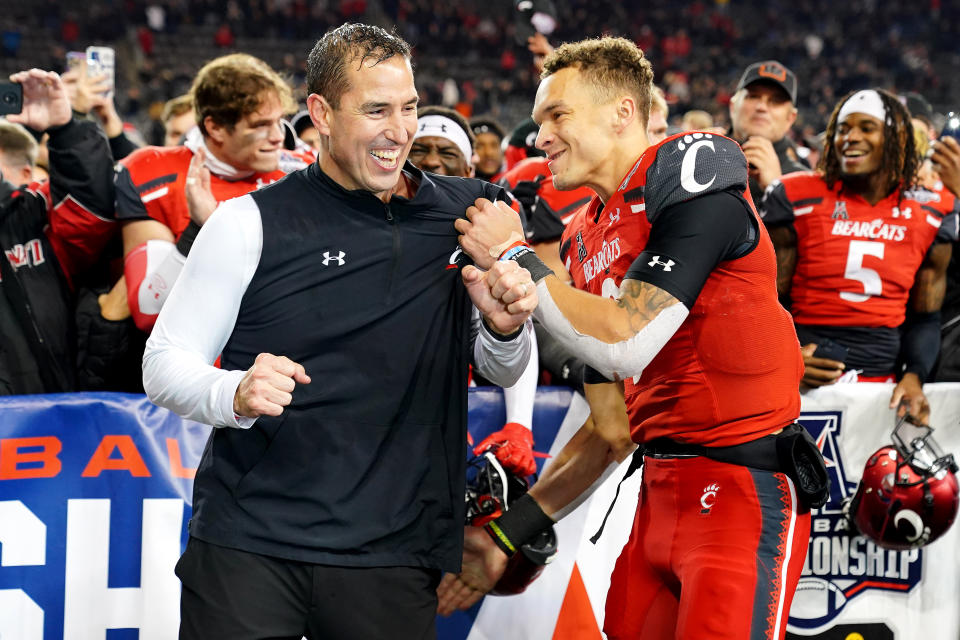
[307,93,333,137]
[613,95,638,133]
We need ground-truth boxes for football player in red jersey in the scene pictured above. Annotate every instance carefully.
[759,89,958,423]
[116,53,313,332]
[439,37,820,640]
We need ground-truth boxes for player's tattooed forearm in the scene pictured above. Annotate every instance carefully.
[617,280,679,333]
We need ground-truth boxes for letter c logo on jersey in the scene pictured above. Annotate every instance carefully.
[678,134,717,194]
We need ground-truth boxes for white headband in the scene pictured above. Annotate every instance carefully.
[838,90,887,124]
[414,115,473,164]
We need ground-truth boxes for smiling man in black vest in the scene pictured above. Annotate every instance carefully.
[143,23,536,640]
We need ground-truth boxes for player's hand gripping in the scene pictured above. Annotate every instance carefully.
[233,353,311,418]
[436,526,509,616]
[473,422,538,477]
[463,260,538,336]
[889,373,930,425]
[456,198,527,270]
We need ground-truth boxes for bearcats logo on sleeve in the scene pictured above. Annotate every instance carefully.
[641,132,749,222]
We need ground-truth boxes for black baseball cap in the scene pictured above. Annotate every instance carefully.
[736,60,798,104]
[901,92,935,128]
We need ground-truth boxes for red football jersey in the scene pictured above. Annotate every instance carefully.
[761,172,959,328]
[561,132,802,447]
[115,145,306,238]
[500,157,595,226]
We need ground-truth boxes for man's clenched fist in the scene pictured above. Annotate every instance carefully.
[233,353,311,418]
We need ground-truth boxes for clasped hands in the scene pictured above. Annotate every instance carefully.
[457,198,538,336]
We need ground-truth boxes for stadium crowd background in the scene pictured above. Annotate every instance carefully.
[1,1,959,398]
[3,0,960,144]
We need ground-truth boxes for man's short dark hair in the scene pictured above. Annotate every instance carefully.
[307,23,411,109]
[418,105,475,148]
[469,117,506,142]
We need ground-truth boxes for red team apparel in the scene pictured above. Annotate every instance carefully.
[115,145,294,239]
[115,141,312,330]
[560,132,809,640]
[761,171,959,327]
[561,133,803,448]
[498,157,594,243]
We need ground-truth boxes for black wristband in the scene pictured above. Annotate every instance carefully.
[510,247,554,283]
[483,493,554,556]
[175,221,202,257]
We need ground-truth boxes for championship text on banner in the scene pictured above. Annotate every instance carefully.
[1,385,958,640]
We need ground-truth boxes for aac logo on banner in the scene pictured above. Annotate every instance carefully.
[788,412,922,634]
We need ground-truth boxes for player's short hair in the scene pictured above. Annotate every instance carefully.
[191,53,295,136]
[650,86,668,118]
[307,23,411,109]
[541,37,655,127]
[418,105,476,149]
[0,121,38,170]
[682,109,713,131]
[161,94,193,124]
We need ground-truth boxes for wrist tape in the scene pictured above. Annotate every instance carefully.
[483,493,554,556]
[498,241,554,283]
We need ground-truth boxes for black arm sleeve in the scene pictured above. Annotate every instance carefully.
[624,189,757,308]
[108,131,139,162]
[899,310,941,381]
[46,119,116,219]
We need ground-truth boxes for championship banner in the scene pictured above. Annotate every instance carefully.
[1,386,958,639]
[462,383,960,640]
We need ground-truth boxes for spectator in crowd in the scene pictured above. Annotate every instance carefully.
[902,92,937,142]
[469,116,507,183]
[931,130,960,381]
[761,89,958,423]
[0,121,38,186]
[729,60,807,209]
[161,94,195,147]
[115,53,311,333]
[681,108,713,132]
[646,85,668,144]
[0,69,116,395]
[289,109,321,150]
[142,23,535,638]
[503,117,545,170]
[408,105,542,478]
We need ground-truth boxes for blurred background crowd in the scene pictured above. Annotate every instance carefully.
[3,0,959,143]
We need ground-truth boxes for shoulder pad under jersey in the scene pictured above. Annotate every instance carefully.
[639,132,748,221]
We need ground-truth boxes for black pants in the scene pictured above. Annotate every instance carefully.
[176,537,440,640]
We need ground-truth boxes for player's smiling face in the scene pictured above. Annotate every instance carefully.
[310,54,418,199]
[532,67,617,195]
[835,112,884,178]
[207,91,285,173]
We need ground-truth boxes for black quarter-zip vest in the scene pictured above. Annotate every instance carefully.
[189,162,502,571]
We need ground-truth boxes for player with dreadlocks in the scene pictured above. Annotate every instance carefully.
[761,88,958,423]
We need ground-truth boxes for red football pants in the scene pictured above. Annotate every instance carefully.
[604,456,811,640]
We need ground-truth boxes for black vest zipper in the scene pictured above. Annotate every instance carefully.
[384,203,401,305]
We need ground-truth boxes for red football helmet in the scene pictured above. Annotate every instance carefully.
[849,415,959,550]
[465,452,558,595]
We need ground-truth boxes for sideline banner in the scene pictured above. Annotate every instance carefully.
[1,386,958,640]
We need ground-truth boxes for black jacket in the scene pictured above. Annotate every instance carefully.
[0,119,115,394]
[190,162,504,571]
